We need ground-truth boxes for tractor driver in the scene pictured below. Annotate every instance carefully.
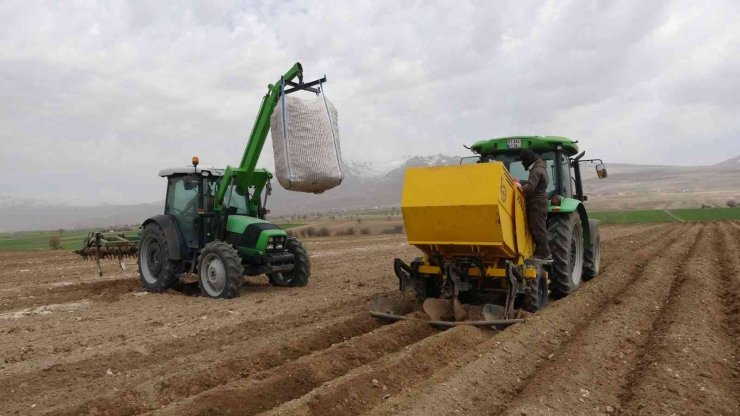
[519,149,552,263]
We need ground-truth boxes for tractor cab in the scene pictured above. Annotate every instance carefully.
[471,136,607,205]
[158,166,251,249]
[468,136,607,299]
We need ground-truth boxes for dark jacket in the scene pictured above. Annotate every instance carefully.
[521,159,548,201]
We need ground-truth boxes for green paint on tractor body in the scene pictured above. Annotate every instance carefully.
[549,196,581,214]
[226,215,288,255]
[470,136,580,157]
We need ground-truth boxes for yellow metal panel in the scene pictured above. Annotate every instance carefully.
[418,264,509,278]
[402,162,524,261]
[514,190,534,258]
[418,264,440,275]
[523,266,538,279]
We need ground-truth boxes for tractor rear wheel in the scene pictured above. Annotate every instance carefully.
[138,223,181,292]
[548,212,584,298]
[268,237,310,287]
[522,267,548,312]
[583,220,601,279]
[198,241,244,298]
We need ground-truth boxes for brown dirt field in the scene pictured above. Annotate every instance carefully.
[0,222,738,416]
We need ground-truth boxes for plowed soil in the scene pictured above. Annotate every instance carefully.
[0,223,738,416]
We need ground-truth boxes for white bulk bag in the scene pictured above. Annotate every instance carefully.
[270,90,343,193]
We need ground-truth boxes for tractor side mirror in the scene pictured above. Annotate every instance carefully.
[595,163,607,179]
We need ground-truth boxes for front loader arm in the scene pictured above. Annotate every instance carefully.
[214,62,304,211]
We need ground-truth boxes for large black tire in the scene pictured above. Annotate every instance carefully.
[522,266,549,312]
[138,223,181,292]
[198,241,244,298]
[583,219,601,279]
[268,237,310,287]
[548,212,584,298]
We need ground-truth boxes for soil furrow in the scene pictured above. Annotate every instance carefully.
[619,223,739,415]
[263,325,491,416]
[41,311,390,416]
[4,221,732,416]
[727,220,740,232]
[151,319,437,416]
[367,222,688,416]
[719,223,740,347]
[0,277,140,312]
[498,223,704,415]
[1,297,385,413]
[598,223,664,245]
[595,224,671,272]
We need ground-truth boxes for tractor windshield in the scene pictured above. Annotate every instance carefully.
[482,151,557,194]
[205,178,249,214]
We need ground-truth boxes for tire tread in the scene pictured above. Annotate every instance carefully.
[198,241,244,298]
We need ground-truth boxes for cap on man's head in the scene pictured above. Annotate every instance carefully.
[520,149,538,169]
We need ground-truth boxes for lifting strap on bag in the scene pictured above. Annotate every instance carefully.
[318,79,343,178]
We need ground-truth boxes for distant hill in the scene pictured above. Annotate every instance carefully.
[267,154,740,215]
[715,155,740,167]
[0,201,162,233]
[1,154,738,232]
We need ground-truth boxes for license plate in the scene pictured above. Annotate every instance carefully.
[507,139,521,149]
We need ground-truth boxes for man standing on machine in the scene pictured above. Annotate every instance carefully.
[520,149,552,263]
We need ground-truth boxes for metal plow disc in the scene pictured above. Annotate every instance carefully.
[483,303,507,321]
[422,298,469,322]
[371,296,406,315]
[422,298,453,321]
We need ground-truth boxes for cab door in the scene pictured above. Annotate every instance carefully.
[165,175,200,248]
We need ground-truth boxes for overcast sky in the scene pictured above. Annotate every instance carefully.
[1,0,739,206]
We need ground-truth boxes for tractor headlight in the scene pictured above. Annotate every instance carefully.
[266,235,286,251]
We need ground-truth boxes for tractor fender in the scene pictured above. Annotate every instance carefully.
[548,197,591,247]
[141,215,184,260]
[576,204,591,248]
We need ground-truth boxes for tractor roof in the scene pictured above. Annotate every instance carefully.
[470,136,580,156]
[158,167,225,177]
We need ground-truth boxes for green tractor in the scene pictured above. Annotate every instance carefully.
[137,63,323,298]
[470,136,607,298]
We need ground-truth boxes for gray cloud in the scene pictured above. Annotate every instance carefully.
[1,0,738,206]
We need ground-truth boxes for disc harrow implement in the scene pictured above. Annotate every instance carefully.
[75,232,139,276]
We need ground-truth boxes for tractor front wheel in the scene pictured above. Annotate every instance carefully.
[268,237,310,287]
[198,241,245,298]
[138,223,181,292]
[548,212,584,298]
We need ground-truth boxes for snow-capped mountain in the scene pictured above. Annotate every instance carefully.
[343,154,462,180]
[265,154,465,214]
[383,154,462,179]
[342,159,385,179]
